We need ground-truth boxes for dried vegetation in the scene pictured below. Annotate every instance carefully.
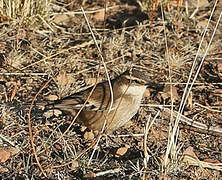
[0,0,222,179]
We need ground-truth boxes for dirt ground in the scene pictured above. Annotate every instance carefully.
[0,0,222,179]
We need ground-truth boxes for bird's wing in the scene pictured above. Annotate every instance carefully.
[47,96,94,110]
[46,94,107,112]
[46,82,112,112]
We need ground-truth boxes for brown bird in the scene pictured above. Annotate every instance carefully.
[45,69,149,134]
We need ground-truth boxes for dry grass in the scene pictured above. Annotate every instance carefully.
[0,0,222,179]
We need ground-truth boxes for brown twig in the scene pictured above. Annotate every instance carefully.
[27,77,53,177]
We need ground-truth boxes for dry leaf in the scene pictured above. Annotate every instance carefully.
[54,143,62,151]
[188,0,209,8]
[70,160,79,171]
[0,165,8,173]
[197,19,208,29]
[217,63,222,72]
[183,146,197,157]
[212,89,222,94]
[43,109,62,118]
[10,85,17,102]
[0,148,10,163]
[53,14,75,27]
[161,84,179,103]
[53,14,69,24]
[159,173,171,180]
[7,146,20,156]
[144,88,151,98]
[93,10,105,21]
[187,91,193,108]
[44,94,58,101]
[0,15,10,23]
[183,146,199,165]
[83,131,94,141]
[115,145,130,158]
[80,126,87,132]
[183,147,222,170]
[56,71,70,86]
[0,146,19,163]
[206,112,213,118]
[199,0,209,8]
[151,127,168,140]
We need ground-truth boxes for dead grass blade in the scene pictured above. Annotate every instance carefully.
[163,0,221,172]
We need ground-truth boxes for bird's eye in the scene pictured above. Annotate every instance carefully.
[134,79,140,84]
[131,78,141,84]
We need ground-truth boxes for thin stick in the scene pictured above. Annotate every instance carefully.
[27,78,53,177]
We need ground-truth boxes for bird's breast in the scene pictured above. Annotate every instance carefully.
[108,86,146,131]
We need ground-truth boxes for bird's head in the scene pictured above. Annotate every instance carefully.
[122,69,149,86]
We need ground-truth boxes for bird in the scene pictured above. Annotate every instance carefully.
[45,69,149,134]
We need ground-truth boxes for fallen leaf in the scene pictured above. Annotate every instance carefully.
[161,84,179,103]
[80,126,87,132]
[44,94,58,101]
[0,148,10,163]
[70,160,79,171]
[159,173,171,180]
[54,143,62,151]
[7,146,20,156]
[56,71,69,86]
[10,84,17,102]
[206,112,213,118]
[115,145,130,158]
[197,19,208,30]
[83,131,94,141]
[43,109,62,118]
[217,63,222,72]
[199,0,209,8]
[183,146,199,166]
[144,88,151,98]
[0,15,10,23]
[0,146,19,163]
[0,165,8,173]
[187,91,193,108]
[151,127,168,140]
[53,14,69,24]
[183,146,197,157]
[212,89,222,94]
[53,14,75,27]
[93,10,105,21]
[188,0,209,8]
[182,148,222,170]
